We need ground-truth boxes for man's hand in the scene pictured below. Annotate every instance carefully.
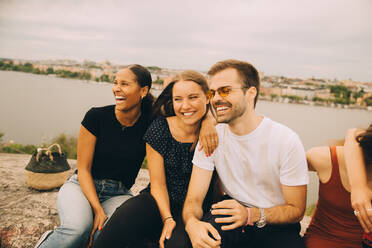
[212,200,255,230]
[351,185,372,233]
[86,208,107,247]
[185,218,221,248]
[159,218,176,248]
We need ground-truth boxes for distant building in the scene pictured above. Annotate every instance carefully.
[314,88,332,99]
[34,64,48,71]
[260,87,281,96]
[282,86,315,99]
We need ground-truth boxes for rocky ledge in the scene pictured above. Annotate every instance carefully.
[0,153,149,248]
[0,153,310,248]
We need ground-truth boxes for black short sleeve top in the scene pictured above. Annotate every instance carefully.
[144,117,195,213]
[81,105,151,189]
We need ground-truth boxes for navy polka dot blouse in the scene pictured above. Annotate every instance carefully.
[144,117,195,214]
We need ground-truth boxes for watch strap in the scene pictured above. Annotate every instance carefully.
[256,208,266,228]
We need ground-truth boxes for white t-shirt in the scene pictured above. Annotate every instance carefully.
[192,117,308,209]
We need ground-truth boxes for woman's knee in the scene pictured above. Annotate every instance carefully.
[92,193,162,247]
[57,179,93,231]
[165,231,191,248]
[60,217,93,237]
[57,178,88,206]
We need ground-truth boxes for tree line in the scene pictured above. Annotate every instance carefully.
[0,61,113,82]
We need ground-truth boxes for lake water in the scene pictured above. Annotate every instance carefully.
[1,71,371,205]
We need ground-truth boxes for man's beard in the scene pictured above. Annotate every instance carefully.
[213,100,246,124]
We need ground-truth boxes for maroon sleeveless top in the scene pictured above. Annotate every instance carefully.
[304,146,363,248]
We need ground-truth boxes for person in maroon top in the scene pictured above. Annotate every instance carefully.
[345,126,372,247]
[304,124,372,248]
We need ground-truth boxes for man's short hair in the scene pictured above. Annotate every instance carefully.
[207,59,260,107]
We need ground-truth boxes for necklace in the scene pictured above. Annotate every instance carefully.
[116,110,141,131]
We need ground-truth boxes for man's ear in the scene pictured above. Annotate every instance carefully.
[248,86,257,95]
[247,86,257,99]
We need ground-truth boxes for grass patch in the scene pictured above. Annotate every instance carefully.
[1,131,149,169]
[305,204,316,216]
[141,157,148,169]
[1,143,37,154]
[0,132,77,159]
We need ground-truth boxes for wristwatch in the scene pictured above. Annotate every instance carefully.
[255,208,266,228]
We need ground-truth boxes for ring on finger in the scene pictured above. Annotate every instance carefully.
[354,210,360,216]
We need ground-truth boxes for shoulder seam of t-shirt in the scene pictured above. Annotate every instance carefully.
[221,116,269,141]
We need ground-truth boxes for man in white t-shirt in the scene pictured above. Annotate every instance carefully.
[182,59,308,248]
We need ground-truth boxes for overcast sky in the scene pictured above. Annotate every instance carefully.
[0,0,371,81]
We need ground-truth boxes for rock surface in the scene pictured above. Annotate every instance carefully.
[0,153,310,248]
[0,153,149,248]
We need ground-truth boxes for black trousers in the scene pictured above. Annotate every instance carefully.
[200,209,305,248]
[164,209,304,248]
[92,192,191,248]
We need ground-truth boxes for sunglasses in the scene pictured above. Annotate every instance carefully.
[206,86,248,100]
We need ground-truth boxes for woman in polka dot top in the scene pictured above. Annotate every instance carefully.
[93,70,220,248]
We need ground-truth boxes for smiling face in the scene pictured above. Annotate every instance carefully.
[112,68,148,112]
[172,80,208,126]
[209,68,250,123]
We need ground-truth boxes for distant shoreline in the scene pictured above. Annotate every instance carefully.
[258,98,372,111]
[1,70,371,112]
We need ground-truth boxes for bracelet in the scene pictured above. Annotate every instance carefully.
[246,208,254,226]
[163,216,173,223]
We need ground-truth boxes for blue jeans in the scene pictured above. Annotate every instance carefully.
[39,174,132,248]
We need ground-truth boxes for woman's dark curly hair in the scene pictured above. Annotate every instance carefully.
[127,64,155,117]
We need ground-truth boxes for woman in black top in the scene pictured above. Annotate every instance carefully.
[35,65,155,248]
[93,70,220,248]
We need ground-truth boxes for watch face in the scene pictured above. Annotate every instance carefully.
[256,208,266,228]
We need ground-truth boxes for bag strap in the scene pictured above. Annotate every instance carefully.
[47,143,62,155]
[36,148,53,162]
[35,143,63,162]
